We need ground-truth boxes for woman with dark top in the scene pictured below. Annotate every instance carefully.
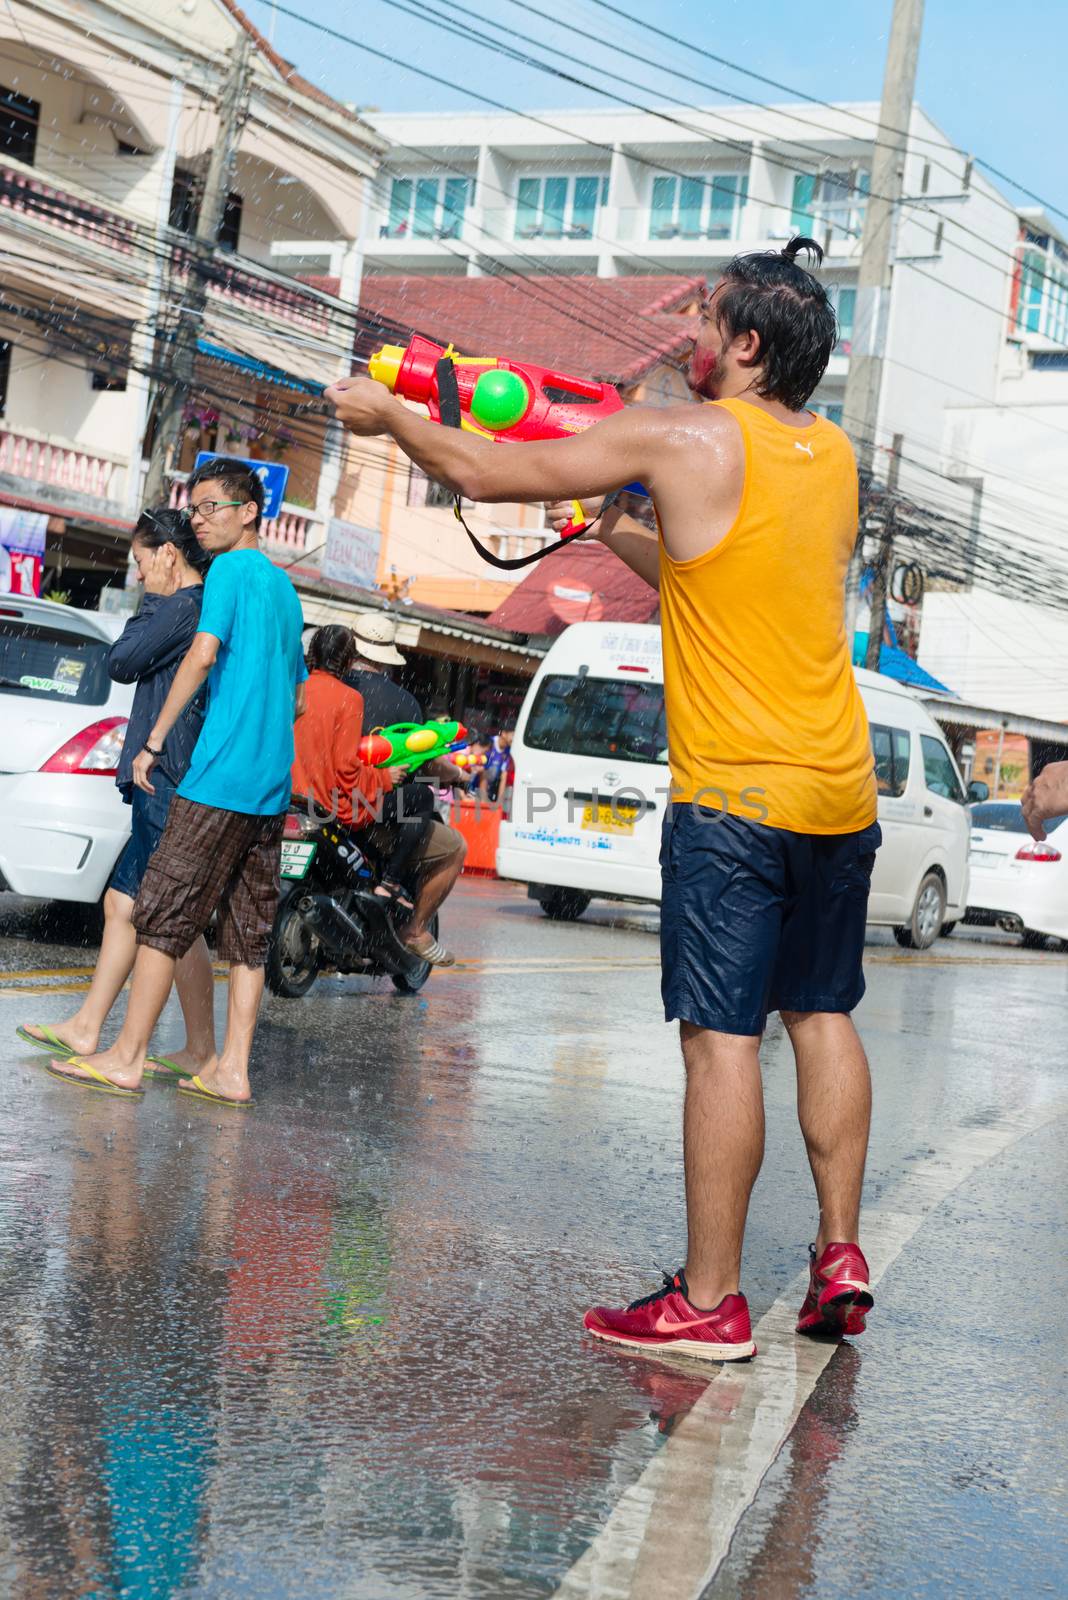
[291,624,427,911]
[18,508,217,1077]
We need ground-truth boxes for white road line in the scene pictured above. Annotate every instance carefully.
[553,1095,1068,1600]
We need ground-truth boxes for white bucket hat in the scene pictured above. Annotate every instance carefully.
[353,611,406,666]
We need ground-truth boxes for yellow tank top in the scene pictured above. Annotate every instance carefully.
[658,398,877,835]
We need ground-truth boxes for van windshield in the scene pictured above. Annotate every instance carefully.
[523,674,669,763]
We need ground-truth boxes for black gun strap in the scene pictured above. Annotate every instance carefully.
[434,353,617,571]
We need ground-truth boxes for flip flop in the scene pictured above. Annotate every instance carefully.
[17,1024,76,1058]
[373,879,416,915]
[177,1074,253,1109]
[144,1054,187,1081]
[402,935,455,968]
[45,1056,144,1099]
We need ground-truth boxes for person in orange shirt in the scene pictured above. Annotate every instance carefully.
[291,625,424,911]
[325,237,880,1363]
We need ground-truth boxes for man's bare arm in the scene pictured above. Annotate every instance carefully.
[325,374,694,505]
[546,499,660,590]
[148,633,217,748]
[132,632,217,793]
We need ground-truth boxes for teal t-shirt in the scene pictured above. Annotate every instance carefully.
[178,547,307,816]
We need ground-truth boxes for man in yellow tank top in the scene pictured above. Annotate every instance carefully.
[327,237,880,1362]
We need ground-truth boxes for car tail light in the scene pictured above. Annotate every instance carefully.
[40,716,128,775]
[1015,841,1062,863]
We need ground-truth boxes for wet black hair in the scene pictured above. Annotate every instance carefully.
[186,455,265,529]
[714,236,837,411]
[133,505,211,575]
[305,623,358,680]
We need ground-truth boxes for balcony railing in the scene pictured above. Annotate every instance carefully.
[376,219,465,242]
[481,210,599,246]
[167,475,324,555]
[0,424,127,503]
[172,246,330,333]
[0,161,138,255]
[617,206,745,244]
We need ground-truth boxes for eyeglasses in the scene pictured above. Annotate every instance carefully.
[185,499,246,521]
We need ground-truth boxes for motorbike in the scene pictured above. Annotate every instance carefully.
[265,796,439,999]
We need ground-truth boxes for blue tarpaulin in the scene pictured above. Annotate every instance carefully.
[195,338,325,396]
[852,630,953,693]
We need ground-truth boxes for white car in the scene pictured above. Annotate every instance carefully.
[0,596,132,904]
[964,800,1068,948]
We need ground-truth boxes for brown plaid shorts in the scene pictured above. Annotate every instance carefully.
[133,795,285,966]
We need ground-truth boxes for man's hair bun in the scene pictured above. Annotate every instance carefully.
[782,235,824,268]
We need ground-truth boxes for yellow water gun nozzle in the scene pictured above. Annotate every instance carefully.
[368,344,405,391]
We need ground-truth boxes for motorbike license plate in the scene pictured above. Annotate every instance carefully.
[280,840,318,879]
[581,802,639,836]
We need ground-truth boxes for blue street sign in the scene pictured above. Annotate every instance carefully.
[193,453,291,521]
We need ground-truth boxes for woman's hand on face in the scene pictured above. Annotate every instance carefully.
[141,546,178,596]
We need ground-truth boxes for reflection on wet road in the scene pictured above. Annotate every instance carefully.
[0,883,1065,1598]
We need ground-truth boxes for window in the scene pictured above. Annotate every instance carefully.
[791,169,869,241]
[0,339,10,417]
[0,84,39,166]
[870,723,911,798]
[168,169,242,249]
[649,172,747,240]
[829,284,856,354]
[407,464,454,509]
[384,175,469,240]
[0,621,112,706]
[1015,242,1068,345]
[920,734,965,802]
[524,673,668,764]
[811,402,844,426]
[218,191,242,251]
[514,174,607,240]
[169,167,198,233]
[971,803,1068,834]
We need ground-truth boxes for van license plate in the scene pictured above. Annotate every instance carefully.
[582,803,639,836]
[280,841,318,879]
[968,850,1002,869]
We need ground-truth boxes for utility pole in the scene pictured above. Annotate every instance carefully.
[843,0,925,646]
[143,35,253,506]
[865,432,903,669]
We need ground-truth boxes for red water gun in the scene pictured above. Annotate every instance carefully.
[368,335,639,565]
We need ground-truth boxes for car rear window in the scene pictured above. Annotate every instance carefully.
[971,803,1068,834]
[0,620,111,705]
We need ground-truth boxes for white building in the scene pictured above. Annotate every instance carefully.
[365,104,1018,510]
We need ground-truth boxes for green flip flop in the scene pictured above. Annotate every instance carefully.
[17,1024,76,1058]
[144,1054,187,1081]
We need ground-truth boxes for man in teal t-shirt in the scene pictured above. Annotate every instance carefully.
[44,461,307,1107]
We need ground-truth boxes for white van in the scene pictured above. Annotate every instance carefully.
[497,622,972,950]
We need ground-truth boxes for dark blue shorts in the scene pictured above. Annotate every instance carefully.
[109,770,178,900]
[660,803,881,1036]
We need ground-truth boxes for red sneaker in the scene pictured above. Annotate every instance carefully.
[796,1242,874,1338]
[584,1269,756,1362]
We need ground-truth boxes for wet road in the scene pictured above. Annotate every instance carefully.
[0,882,1065,1599]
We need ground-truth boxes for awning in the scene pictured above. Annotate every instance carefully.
[195,338,324,396]
[919,699,1068,743]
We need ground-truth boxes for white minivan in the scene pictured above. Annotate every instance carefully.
[497,622,972,950]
